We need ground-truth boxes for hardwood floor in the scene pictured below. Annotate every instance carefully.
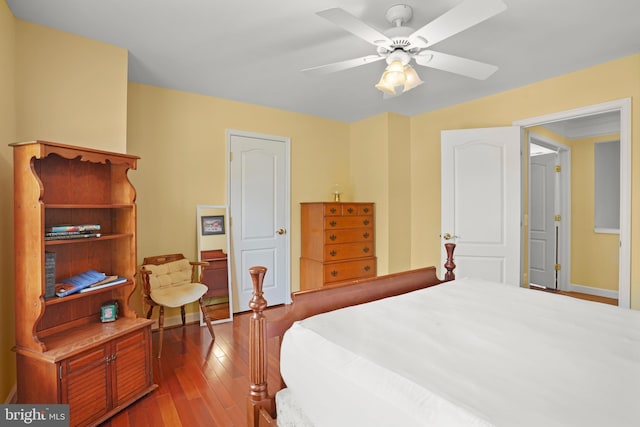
[100,306,286,427]
[100,289,616,426]
[529,286,618,306]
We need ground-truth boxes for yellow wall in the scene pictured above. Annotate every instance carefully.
[0,0,17,403]
[126,83,350,314]
[1,4,129,401]
[15,20,128,150]
[350,113,412,275]
[409,54,640,308]
[570,133,621,290]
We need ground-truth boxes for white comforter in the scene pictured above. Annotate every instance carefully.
[279,277,640,427]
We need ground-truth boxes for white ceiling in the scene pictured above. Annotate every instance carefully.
[7,0,640,123]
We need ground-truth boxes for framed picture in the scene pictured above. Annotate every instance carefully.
[201,215,225,235]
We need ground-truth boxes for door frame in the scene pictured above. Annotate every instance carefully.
[226,129,292,310]
[527,132,571,291]
[514,98,631,308]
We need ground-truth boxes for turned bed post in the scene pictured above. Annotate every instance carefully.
[445,243,456,281]
[247,266,276,426]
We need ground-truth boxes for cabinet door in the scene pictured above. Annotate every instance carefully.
[60,347,109,427]
[112,329,152,407]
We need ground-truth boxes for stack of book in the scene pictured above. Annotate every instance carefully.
[45,224,101,241]
[55,270,127,297]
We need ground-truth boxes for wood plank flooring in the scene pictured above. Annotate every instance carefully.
[100,289,617,426]
[100,306,286,427]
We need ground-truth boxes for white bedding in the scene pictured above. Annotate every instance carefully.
[279,277,640,427]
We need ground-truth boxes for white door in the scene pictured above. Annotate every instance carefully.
[228,130,290,312]
[529,152,557,288]
[441,126,521,285]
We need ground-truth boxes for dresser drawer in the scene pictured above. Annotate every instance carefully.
[324,242,374,261]
[324,259,377,284]
[323,203,343,216]
[341,203,373,216]
[325,228,373,244]
[324,215,373,229]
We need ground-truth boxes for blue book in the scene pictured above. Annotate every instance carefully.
[55,270,107,297]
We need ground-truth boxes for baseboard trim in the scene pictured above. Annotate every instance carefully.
[569,283,618,300]
[4,384,16,404]
[149,312,201,331]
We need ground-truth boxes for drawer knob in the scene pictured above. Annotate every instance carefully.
[330,207,337,214]
[331,270,338,277]
[347,207,354,213]
[329,250,337,257]
[330,221,337,227]
[363,207,370,213]
[363,247,370,253]
[364,265,371,272]
[363,219,370,226]
[363,232,370,239]
[329,234,337,241]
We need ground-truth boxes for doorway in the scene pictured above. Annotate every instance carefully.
[515,98,630,308]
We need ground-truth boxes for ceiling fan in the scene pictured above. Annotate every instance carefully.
[303,0,507,96]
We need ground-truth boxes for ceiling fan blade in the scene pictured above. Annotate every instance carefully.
[302,55,385,75]
[408,0,507,49]
[317,8,394,49]
[414,50,498,80]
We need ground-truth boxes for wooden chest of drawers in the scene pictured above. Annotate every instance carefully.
[200,249,229,298]
[300,202,376,290]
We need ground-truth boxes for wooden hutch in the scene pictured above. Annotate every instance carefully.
[12,141,156,426]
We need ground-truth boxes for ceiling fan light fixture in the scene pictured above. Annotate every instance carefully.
[375,74,397,95]
[375,61,423,95]
[402,65,424,92]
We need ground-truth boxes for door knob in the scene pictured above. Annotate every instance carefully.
[441,233,458,240]
[276,228,286,235]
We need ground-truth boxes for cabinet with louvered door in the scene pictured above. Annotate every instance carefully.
[300,202,376,290]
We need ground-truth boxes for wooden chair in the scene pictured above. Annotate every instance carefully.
[139,253,215,357]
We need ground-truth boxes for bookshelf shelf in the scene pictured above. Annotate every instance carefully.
[44,280,132,306]
[12,140,156,426]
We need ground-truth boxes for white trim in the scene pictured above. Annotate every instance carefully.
[514,98,631,309]
[594,227,620,235]
[569,283,619,301]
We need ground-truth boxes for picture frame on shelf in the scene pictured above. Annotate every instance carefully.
[201,215,225,235]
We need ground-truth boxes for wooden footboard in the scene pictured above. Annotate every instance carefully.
[247,244,456,427]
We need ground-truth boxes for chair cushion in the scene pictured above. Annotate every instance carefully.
[142,258,193,290]
[151,283,208,308]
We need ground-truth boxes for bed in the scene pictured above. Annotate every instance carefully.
[246,245,640,426]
